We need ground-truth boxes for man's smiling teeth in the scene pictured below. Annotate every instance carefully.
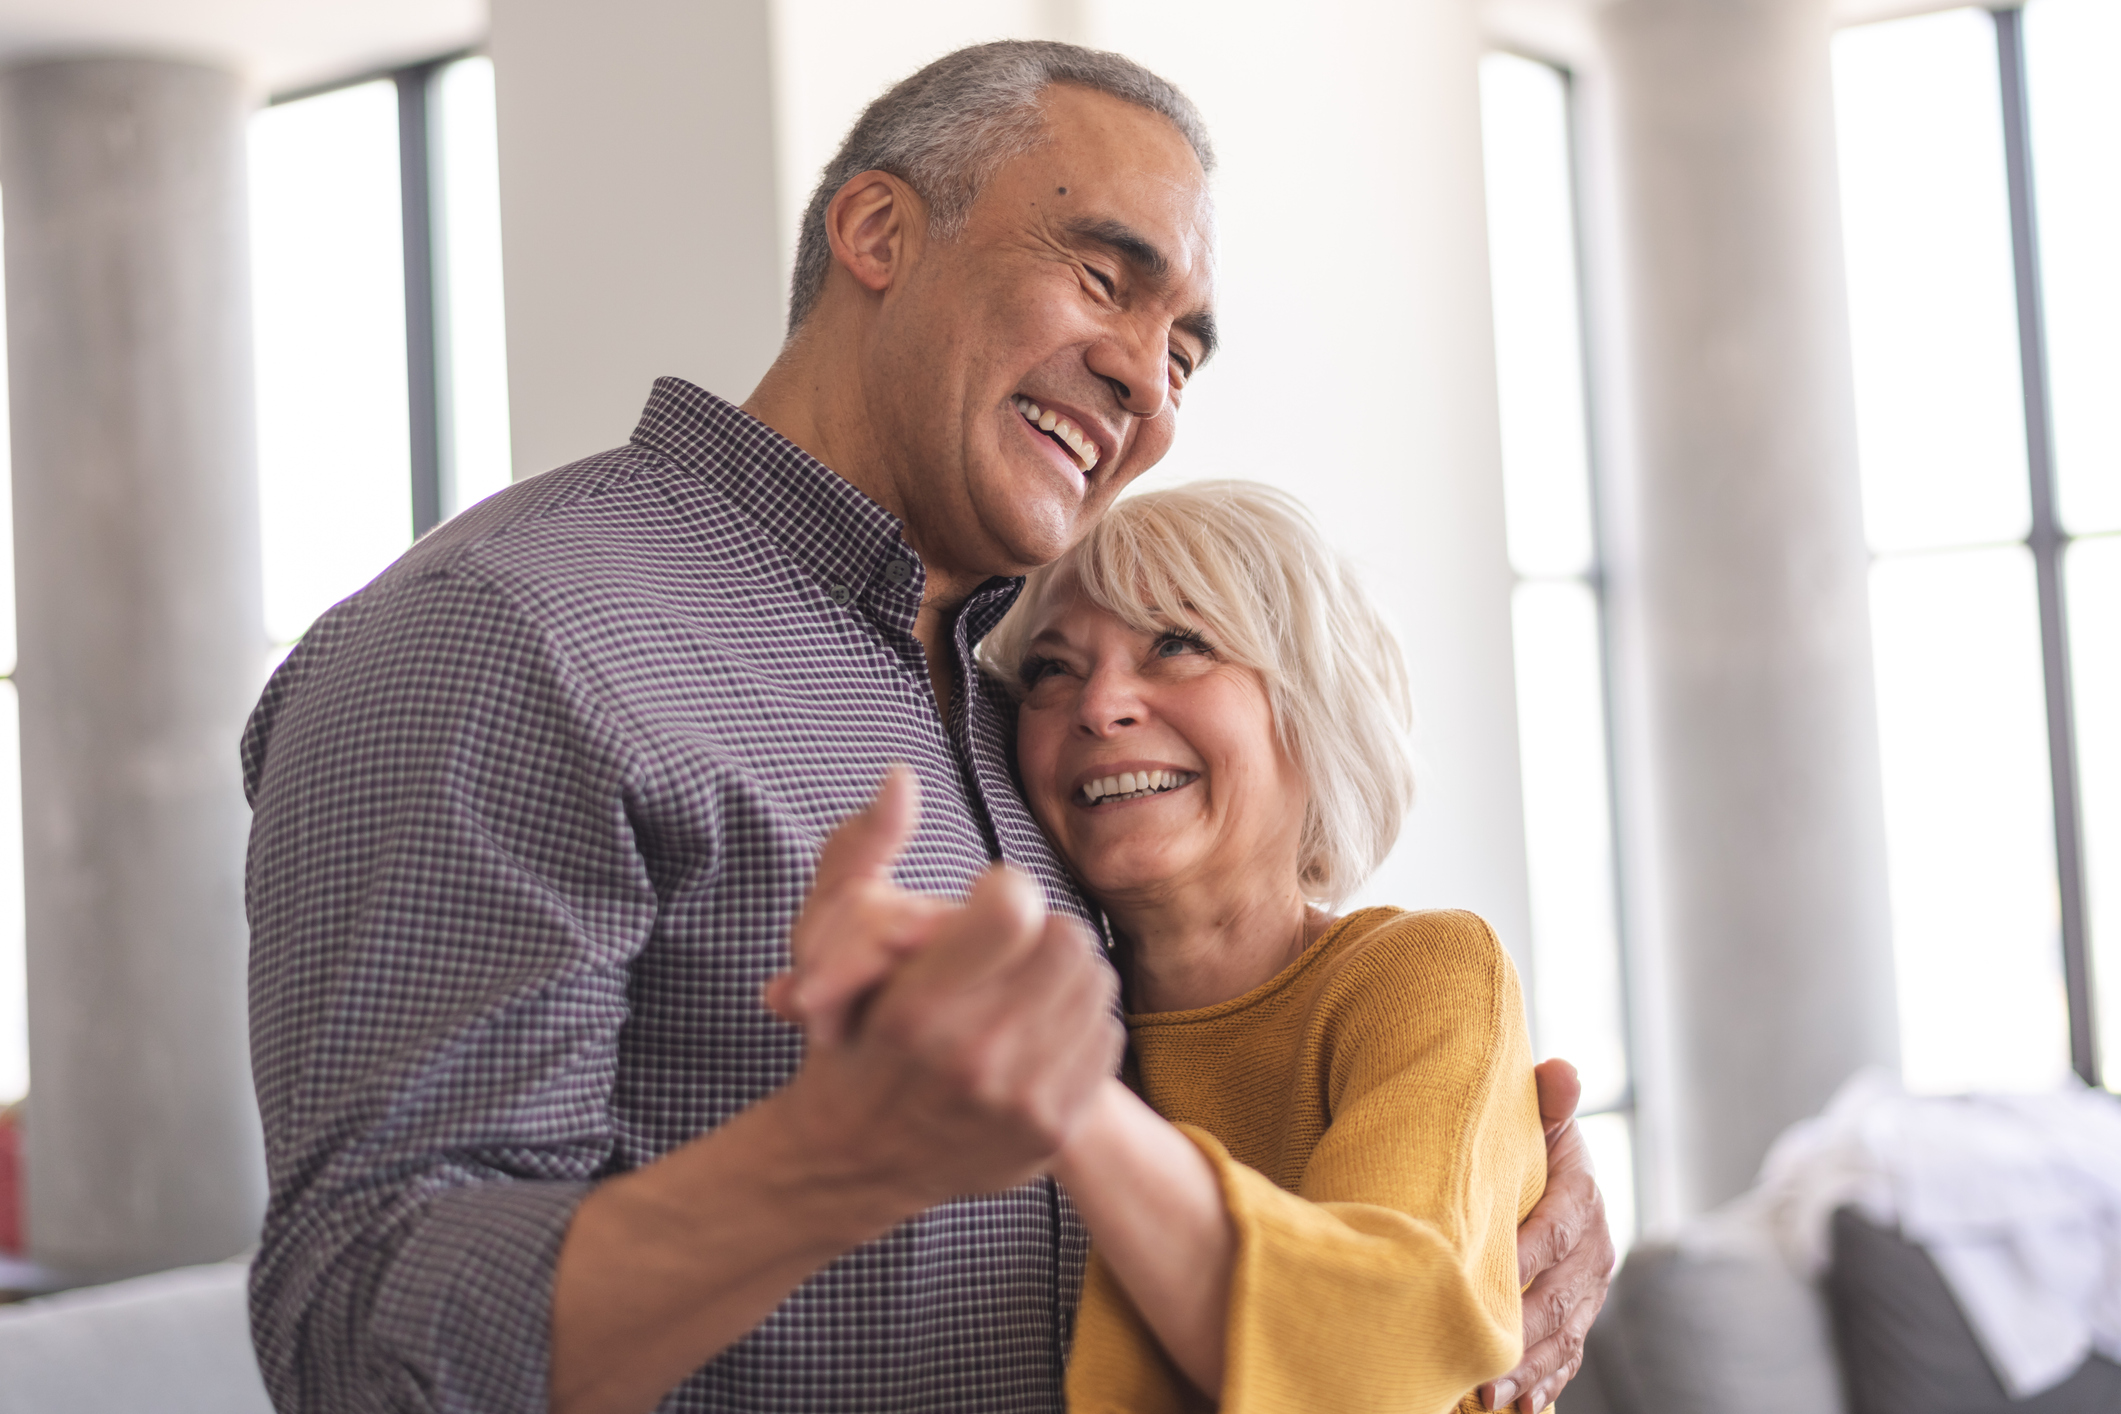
[1080,769,1197,804]
[1013,396,1100,473]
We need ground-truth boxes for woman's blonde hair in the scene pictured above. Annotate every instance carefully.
[980,480,1417,908]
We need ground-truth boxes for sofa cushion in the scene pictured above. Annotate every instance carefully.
[1827,1207,2121,1414]
[1584,1235,1846,1414]
[0,1261,272,1414]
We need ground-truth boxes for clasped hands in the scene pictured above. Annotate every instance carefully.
[765,767,1123,1210]
[768,769,1610,1412]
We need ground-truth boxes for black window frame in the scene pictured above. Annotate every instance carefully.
[1992,4,2098,1087]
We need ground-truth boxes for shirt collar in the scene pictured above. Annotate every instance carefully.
[629,378,1036,642]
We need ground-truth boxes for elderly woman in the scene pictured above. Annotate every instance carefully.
[778,480,1548,1413]
[977,480,1546,1413]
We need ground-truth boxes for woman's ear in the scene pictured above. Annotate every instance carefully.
[823,170,928,298]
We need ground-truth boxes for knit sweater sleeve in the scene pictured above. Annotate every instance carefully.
[1067,910,1547,1414]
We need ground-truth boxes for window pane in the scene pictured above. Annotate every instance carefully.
[435,57,515,513]
[0,685,23,1106]
[2069,535,2121,1088]
[250,81,412,645]
[2025,0,2121,536]
[1481,54,1596,580]
[1578,1109,1637,1255]
[1835,10,2031,553]
[1871,546,2071,1092]
[1511,581,1628,1112]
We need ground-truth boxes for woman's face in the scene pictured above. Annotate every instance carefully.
[1012,574,1309,913]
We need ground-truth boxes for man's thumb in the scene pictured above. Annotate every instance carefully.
[815,765,921,889]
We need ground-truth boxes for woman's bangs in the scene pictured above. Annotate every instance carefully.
[1075,505,1269,673]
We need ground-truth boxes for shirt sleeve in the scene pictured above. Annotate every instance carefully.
[1066,913,1547,1414]
[243,566,666,1414]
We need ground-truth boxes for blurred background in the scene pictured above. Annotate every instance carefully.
[0,0,2112,1400]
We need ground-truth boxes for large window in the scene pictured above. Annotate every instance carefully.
[1835,0,2118,1093]
[0,53,511,1107]
[251,79,413,645]
[1480,52,1637,1246]
[252,54,513,649]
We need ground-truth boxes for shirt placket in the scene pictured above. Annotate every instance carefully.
[857,551,1005,865]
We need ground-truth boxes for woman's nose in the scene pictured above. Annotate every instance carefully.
[1075,668,1144,735]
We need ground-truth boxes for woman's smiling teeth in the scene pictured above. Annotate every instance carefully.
[1080,769,1197,805]
[1013,396,1100,474]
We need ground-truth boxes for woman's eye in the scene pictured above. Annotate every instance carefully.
[1021,656,1065,685]
[1155,632,1210,659]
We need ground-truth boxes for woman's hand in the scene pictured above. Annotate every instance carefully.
[1052,1078,1236,1399]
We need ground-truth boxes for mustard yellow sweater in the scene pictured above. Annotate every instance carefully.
[1066,908,1547,1414]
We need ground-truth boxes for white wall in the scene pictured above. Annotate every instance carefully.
[489,0,786,475]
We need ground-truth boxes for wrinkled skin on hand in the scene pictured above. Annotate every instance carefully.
[1482,1058,1617,1413]
[769,766,1123,1206]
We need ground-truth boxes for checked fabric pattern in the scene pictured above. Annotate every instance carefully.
[243,379,1095,1414]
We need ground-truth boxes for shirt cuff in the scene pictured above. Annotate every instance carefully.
[370,1179,591,1413]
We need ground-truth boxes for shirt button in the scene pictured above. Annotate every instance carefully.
[884,558,912,586]
[830,583,851,605]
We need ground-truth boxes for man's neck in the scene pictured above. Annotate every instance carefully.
[742,338,890,512]
[745,344,981,721]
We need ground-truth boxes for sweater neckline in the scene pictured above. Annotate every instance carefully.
[1123,906,1403,1028]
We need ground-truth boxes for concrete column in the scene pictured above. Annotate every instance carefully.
[0,57,267,1278]
[1584,0,1900,1219]
[489,0,786,476]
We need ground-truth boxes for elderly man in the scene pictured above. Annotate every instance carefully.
[244,40,1609,1414]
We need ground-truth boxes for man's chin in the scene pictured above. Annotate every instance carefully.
[972,496,1093,576]
[996,520,1092,576]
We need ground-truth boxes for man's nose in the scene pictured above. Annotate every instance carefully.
[1086,322,1169,424]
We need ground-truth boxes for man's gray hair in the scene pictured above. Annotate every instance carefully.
[786,40,1214,334]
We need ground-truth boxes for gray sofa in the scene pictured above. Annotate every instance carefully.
[1571,1234,1848,1414]
[0,1261,272,1414]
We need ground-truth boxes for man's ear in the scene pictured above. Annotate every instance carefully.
[824,170,927,298]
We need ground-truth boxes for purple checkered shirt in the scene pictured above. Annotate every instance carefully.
[243,379,1094,1414]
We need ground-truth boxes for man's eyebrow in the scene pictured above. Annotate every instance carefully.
[1065,217,1219,366]
[1067,217,1170,281]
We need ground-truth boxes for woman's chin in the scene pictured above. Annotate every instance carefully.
[1071,851,1192,910]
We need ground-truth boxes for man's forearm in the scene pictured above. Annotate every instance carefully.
[548,1083,920,1414]
[554,847,1125,1414]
